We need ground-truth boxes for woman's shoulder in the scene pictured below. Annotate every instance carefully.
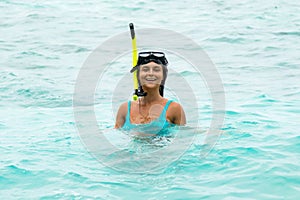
[168,100,183,110]
[117,101,129,114]
[119,101,129,107]
[166,100,186,125]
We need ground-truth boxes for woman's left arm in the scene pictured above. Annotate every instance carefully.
[168,102,186,125]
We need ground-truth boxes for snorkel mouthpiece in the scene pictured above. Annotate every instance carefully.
[135,87,147,97]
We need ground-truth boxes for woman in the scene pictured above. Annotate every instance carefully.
[114,51,186,135]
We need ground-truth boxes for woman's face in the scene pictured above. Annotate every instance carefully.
[139,62,164,89]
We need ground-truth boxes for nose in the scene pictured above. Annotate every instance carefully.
[146,68,154,75]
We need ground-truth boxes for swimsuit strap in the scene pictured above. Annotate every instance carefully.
[125,100,131,124]
[159,100,173,118]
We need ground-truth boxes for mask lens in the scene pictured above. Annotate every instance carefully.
[139,52,151,57]
[152,52,165,57]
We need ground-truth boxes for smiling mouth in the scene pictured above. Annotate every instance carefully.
[145,78,157,81]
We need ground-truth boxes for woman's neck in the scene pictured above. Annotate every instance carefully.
[139,90,163,105]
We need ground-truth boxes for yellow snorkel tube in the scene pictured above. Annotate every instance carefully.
[129,23,147,99]
[129,23,139,101]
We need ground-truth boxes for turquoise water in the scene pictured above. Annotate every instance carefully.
[1,0,300,199]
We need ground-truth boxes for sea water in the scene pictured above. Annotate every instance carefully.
[1,0,300,199]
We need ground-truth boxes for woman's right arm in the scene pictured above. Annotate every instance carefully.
[114,102,128,129]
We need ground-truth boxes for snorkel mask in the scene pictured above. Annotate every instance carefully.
[130,51,169,97]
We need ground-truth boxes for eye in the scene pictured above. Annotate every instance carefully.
[142,67,149,72]
[153,67,161,72]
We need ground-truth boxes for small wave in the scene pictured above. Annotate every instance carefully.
[225,110,241,116]
[207,36,246,44]
[273,31,300,36]
[5,165,33,176]
[12,88,73,108]
[63,171,88,182]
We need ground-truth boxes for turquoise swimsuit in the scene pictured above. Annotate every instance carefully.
[122,100,174,135]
